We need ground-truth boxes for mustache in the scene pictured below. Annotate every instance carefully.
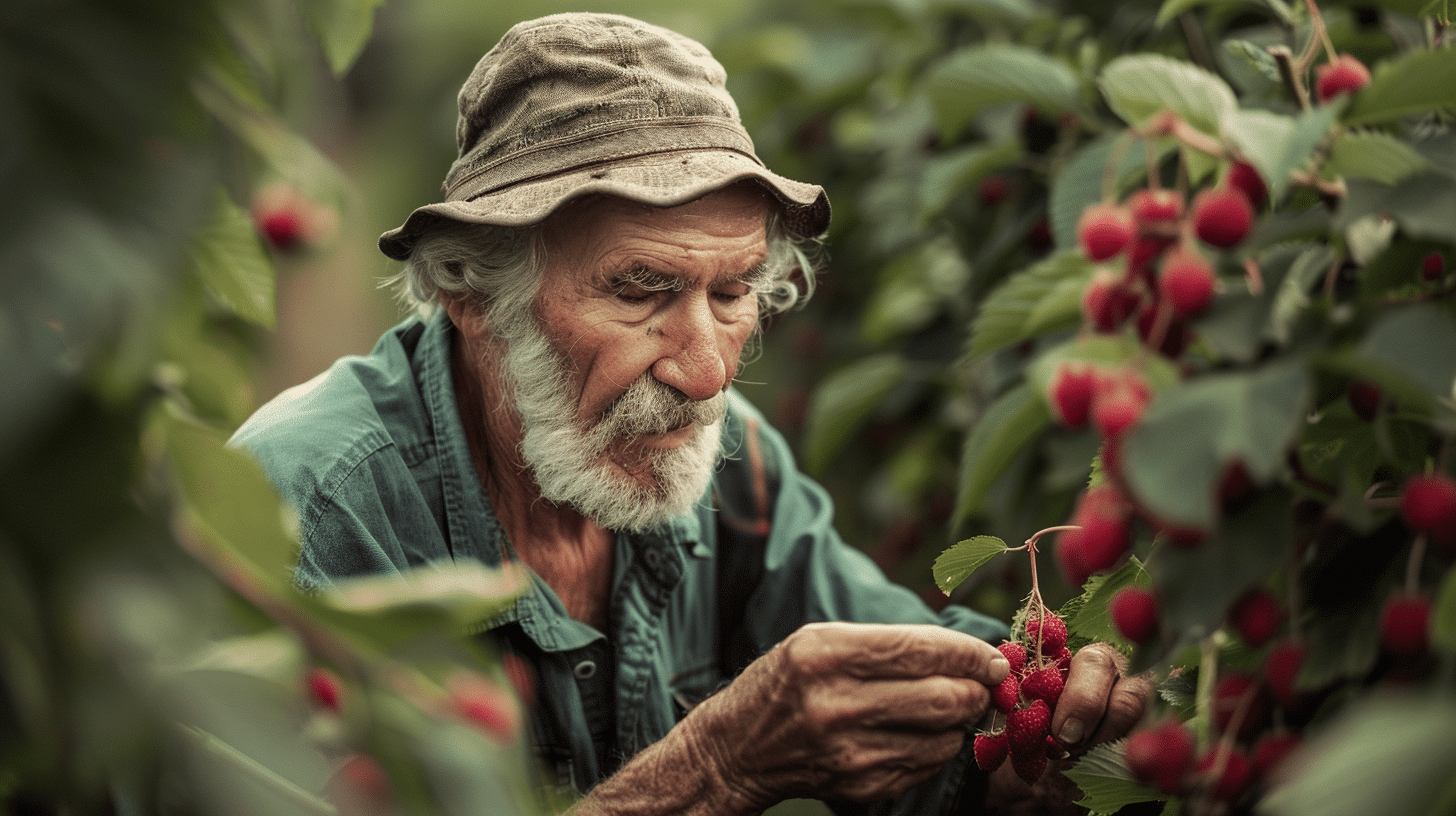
[596,375,727,438]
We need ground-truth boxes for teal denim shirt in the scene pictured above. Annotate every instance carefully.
[232,312,1009,814]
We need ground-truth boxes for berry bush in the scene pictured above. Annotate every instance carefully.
[724,0,1456,813]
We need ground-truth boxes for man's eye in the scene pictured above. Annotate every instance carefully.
[615,287,653,303]
[713,285,753,302]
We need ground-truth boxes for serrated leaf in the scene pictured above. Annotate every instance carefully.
[967,250,1095,360]
[1224,39,1282,82]
[191,189,276,328]
[1063,741,1163,815]
[1070,557,1150,648]
[803,354,909,475]
[1344,47,1456,127]
[927,44,1082,138]
[299,0,385,76]
[1222,104,1343,204]
[933,535,1009,595]
[953,384,1051,526]
[1123,355,1311,529]
[1098,54,1236,136]
[1325,131,1431,185]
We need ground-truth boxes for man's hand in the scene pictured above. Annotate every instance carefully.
[679,622,1011,811]
[987,642,1152,814]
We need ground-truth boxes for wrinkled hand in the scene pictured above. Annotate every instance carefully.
[679,621,1011,811]
[988,642,1152,814]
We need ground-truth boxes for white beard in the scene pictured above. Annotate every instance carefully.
[491,308,726,532]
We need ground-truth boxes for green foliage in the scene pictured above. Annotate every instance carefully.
[932,535,1009,594]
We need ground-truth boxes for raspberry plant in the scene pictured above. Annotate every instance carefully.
[729,0,1456,812]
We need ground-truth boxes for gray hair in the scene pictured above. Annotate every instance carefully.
[385,207,821,327]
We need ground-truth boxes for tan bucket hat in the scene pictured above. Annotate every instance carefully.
[378,13,831,261]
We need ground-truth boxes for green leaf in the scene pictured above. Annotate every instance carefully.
[1223,103,1344,204]
[1344,47,1456,127]
[163,403,300,592]
[803,354,909,475]
[1194,242,1321,364]
[1224,39,1282,83]
[1026,335,1182,400]
[324,560,524,633]
[1098,54,1236,136]
[1069,557,1150,649]
[927,44,1082,138]
[932,535,1009,595]
[1341,174,1456,245]
[1261,696,1456,816]
[190,189,276,328]
[1153,0,1216,27]
[953,384,1051,526]
[967,251,1095,361]
[1325,131,1431,186]
[1359,303,1456,400]
[1123,356,1311,529]
[299,0,386,76]
[1063,741,1163,815]
[918,140,1023,221]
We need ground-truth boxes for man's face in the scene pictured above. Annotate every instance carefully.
[494,184,770,530]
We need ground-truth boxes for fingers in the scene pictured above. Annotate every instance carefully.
[786,622,1011,686]
[1051,642,1151,750]
[811,675,991,731]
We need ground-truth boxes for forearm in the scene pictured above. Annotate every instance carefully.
[568,715,763,816]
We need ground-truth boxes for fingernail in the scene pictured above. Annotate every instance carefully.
[1059,720,1085,746]
[990,656,1010,681]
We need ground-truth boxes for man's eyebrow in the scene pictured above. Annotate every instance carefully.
[605,261,772,291]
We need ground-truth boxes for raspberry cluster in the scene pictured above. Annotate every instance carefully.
[973,609,1075,785]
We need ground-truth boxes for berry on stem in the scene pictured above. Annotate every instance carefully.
[1091,371,1151,440]
[1110,586,1159,644]
[1399,473,1456,537]
[1227,161,1268,208]
[1422,253,1445,282]
[1077,202,1134,261]
[1081,268,1140,332]
[974,731,1009,772]
[1192,187,1255,248]
[993,673,1021,713]
[1228,588,1282,648]
[1049,363,1098,428]
[1347,380,1384,421]
[1130,189,1184,234]
[1263,639,1309,710]
[1380,594,1432,657]
[998,641,1028,676]
[1212,672,1270,739]
[1316,54,1372,102]
[1196,745,1253,801]
[307,667,342,711]
[1158,246,1217,317]
[1022,667,1065,704]
[1026,611,1068,654]
[1007,699,1052,755]
[1125,720,1194,794]
[1071,484,1132,574]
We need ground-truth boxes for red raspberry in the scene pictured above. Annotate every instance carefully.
[1423,252,1446,282]
[327,753,393,812]
[974,730,1009,771]
[259,208,306,251]
[1347,380,1384,421]
[1021,667,1065,704]
[978,176,1010,207]
[993,673,1022,713]
[1195,745,1252,801]
[1007,699,1052,756]
[1227,588,1282,648]
[998,641,1028,676]
[1252,731,1303,782]
[1128,235,1175,279]
[1380,594,1432,657]
[1077,202,1134,261]
[1049,363,1098,428]
[1399,473,1456,536]
[1010,746,1049,786]
[1071,485,1132,574]
[307,667,342,711]
[449,673,520,743]
[1263,639,1308,710]
[1212,672,1270,739]
[1051,645,1073,673]
[1129,189,1185,233]
[1158,247,1217,316]
[1110,586,1159,644]
[1227,161,1267,209]
[1055,526,1092,589]
[1025,611,1068,653]
[1081,267,1140,332]
[1125,720,1194,794]
[1316,54,1371,102]
[1192,187,1255,248]
[1091,374,1150,440]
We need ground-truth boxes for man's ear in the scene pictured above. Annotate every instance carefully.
[443,295,489,341]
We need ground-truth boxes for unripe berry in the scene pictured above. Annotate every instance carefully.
[1159,247,1217,316]
[1316,54,1371,102]
[1380,594,1432,657]
[1129,189,1184,234]
[1192,187,1255,248]
[1077,202,1134,261]
[1227,161,1268,208]
[1227,588,1281,648]
[1400,473,1456,536]
[1049,363,1098,428]
[1110,586,1159,643]
[1125,720,1195,794]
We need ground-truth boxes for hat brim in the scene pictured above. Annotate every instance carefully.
[378,149,829,261]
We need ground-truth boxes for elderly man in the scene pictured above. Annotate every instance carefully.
[233,12,1145,814]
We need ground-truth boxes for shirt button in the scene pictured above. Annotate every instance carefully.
[574,660,597,679]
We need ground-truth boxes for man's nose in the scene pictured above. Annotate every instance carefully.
[650,296,731,402]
